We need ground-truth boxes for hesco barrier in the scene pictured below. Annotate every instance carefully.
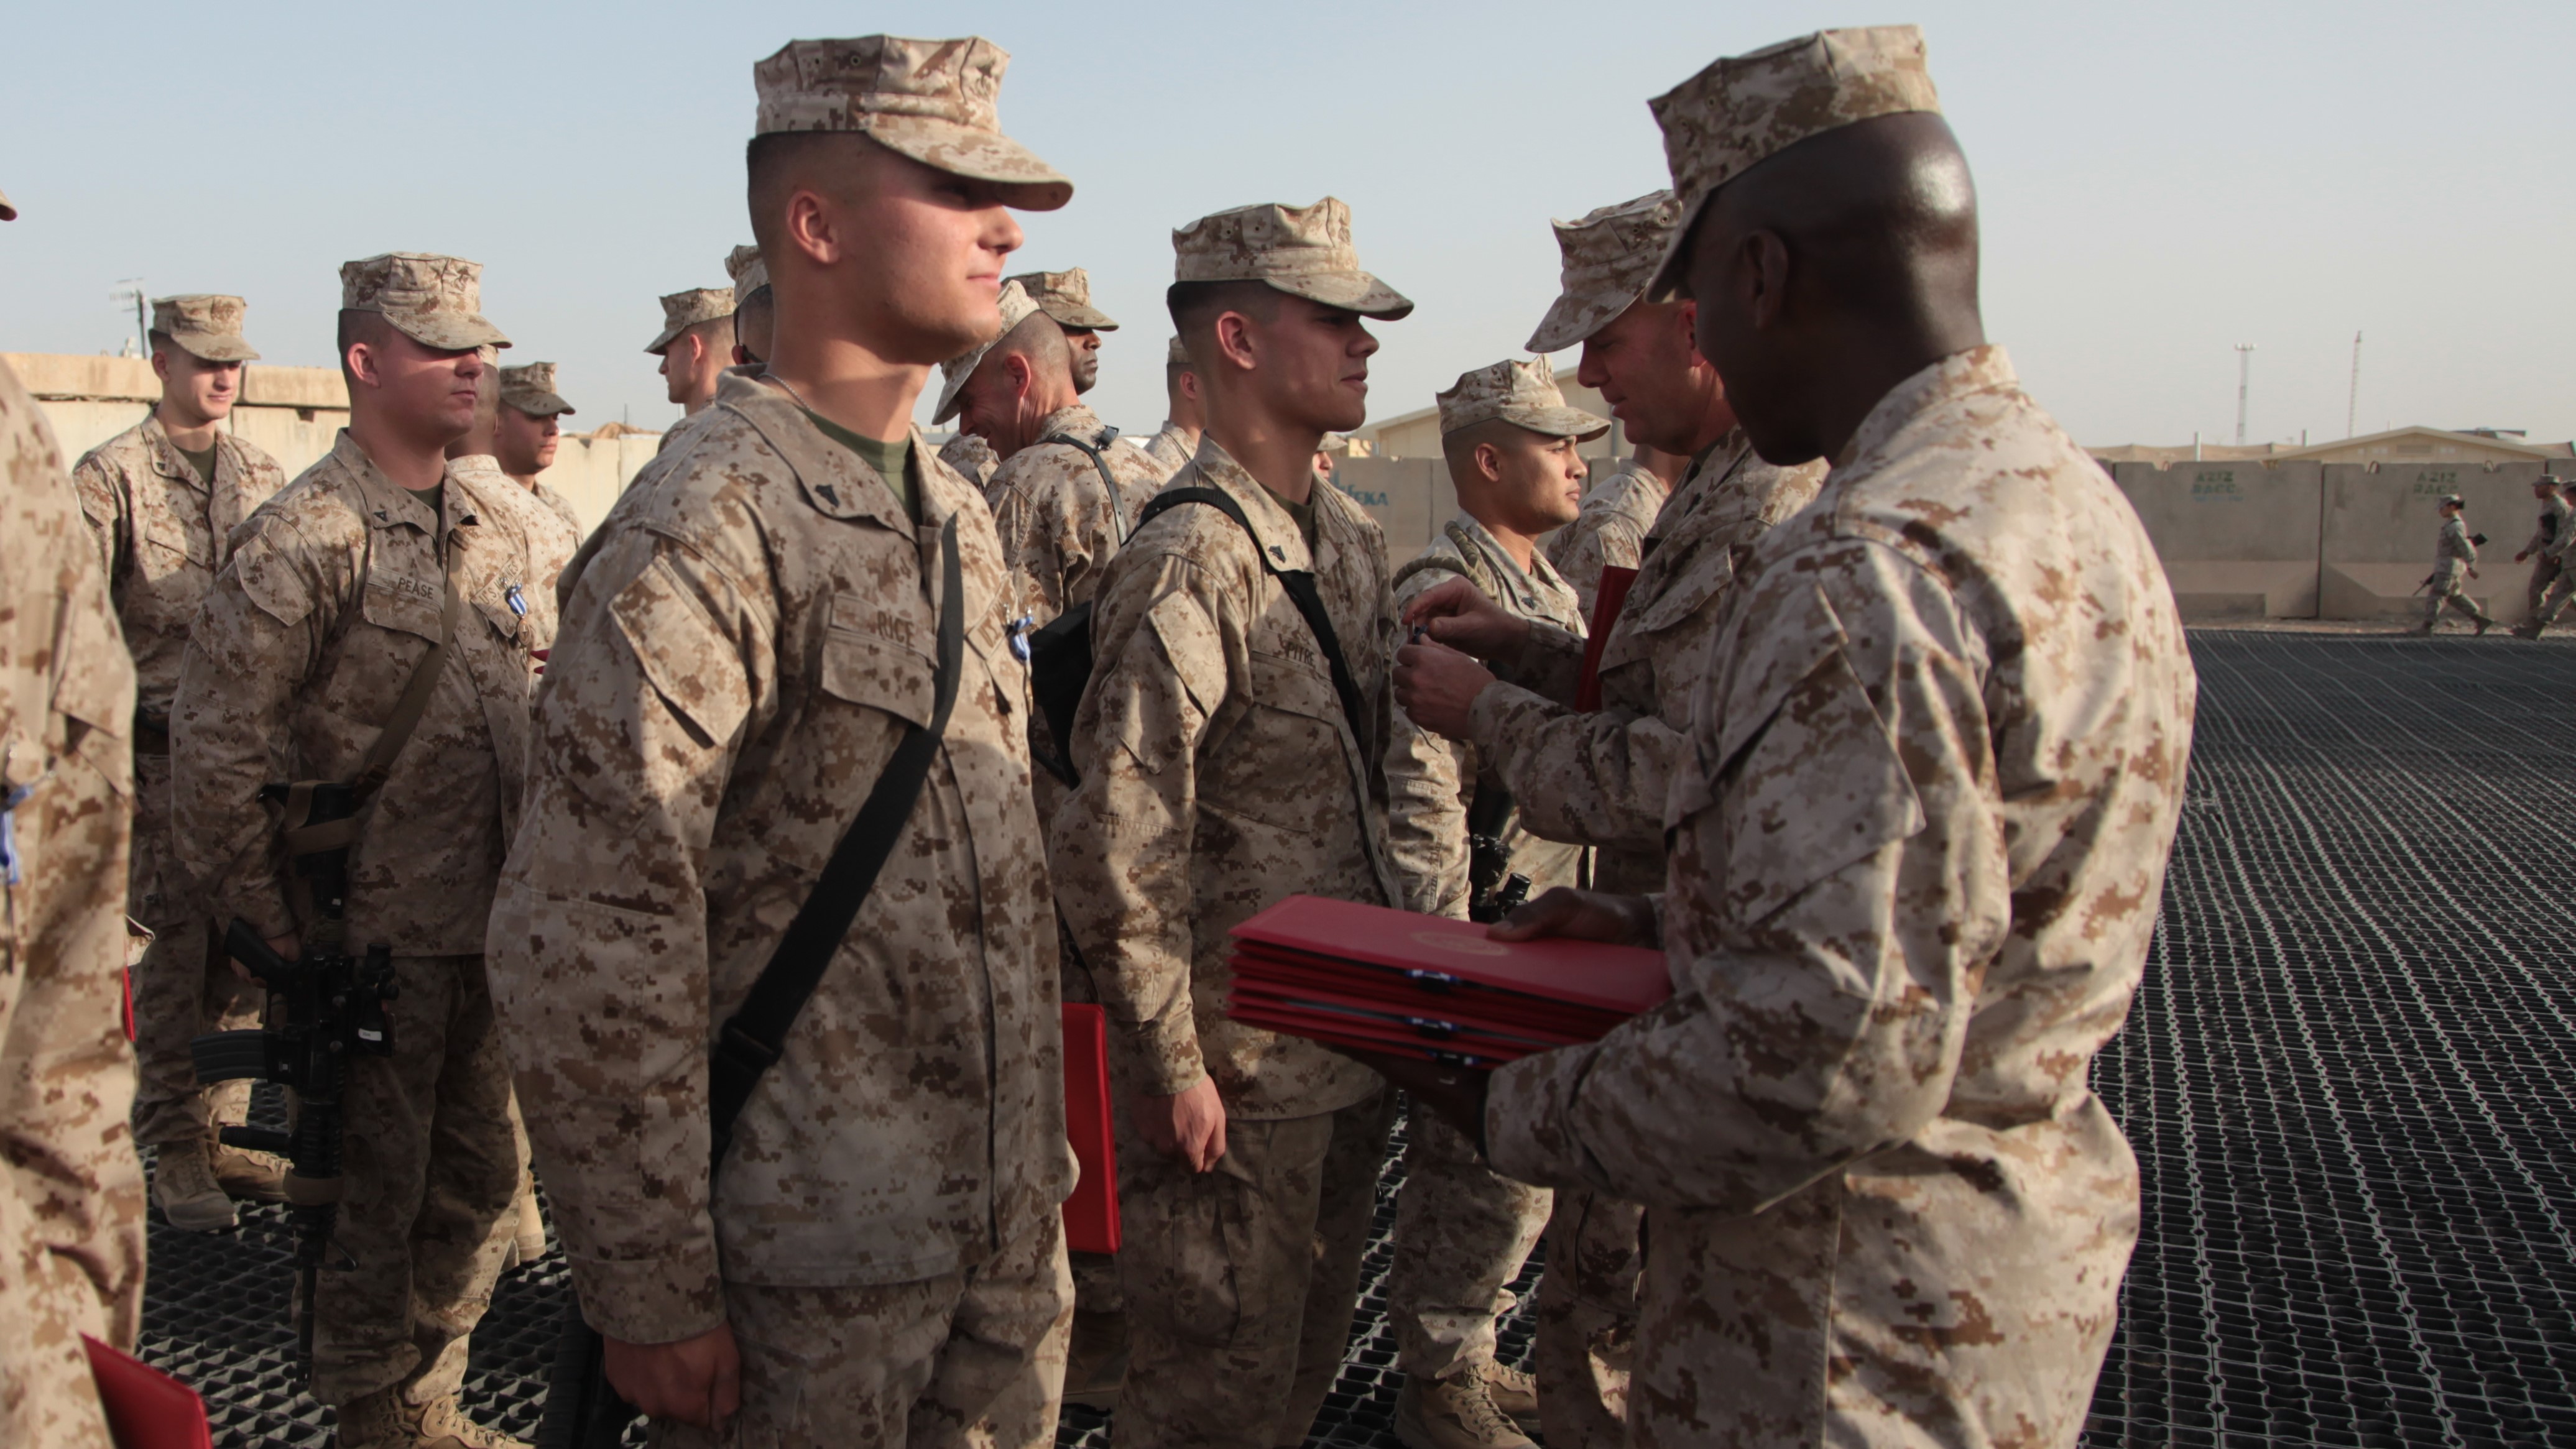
[2110,459,2561,623]
[134,632,2576,1447]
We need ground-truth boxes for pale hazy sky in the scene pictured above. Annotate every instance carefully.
[7,1,2570,448]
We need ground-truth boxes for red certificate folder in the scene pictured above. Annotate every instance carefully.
[82,1335,211,1449]
[1574,565,1640,712]
[1226,896,1669,1065]
[1059,1003,1120,1254]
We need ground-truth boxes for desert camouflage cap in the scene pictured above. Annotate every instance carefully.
[1318,432,1354,455]
[1648,26,1942,289]
[645,287,736,354]
[1525,191,1683,354]
[754,36,1071,212]
[1438,356,1610,441]
[932,279,1045,425]
[340,253,510,351]
[726,244,769,300]
[150,294,261,364]
[1167,336,1190,366]
[1172,198,1413,320]
[1005,267,1117,331]
[499,362,575,418]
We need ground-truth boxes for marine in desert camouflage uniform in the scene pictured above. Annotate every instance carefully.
[938,430,1002,494]
[1004,265,1116,395]
[1395,30,2199,1449]
[171,254,544,1449]
[493,362,585,571]
[1140,335,1205,482]
[2511,474,2567,621]
[2516,485,2576,637]
[1381,357,1606,1449]
[68,293,288,1232]
[0,255,150,1449]
[1050,198,1446,1449]
[2417,495,2498,635]
[647,285,736,429]
[1399,185,1826,1449]
[487,37,1078,1447]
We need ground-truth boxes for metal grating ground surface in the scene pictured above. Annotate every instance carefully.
[135,632,2576,1448]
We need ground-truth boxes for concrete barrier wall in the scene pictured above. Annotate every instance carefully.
[2110,461,2322,619]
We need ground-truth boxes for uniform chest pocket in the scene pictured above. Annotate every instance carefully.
[471,582,529,649]
[360,576,446,643]
[1204,649,1352,840]
[818,627,936,729]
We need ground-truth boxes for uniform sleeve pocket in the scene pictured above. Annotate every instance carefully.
[1712,582,1924,928]
[610,554,752,750]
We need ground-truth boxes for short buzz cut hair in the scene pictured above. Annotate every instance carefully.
[147,328,175,354]
[744,129,892,258]
[335,308,394,384]
[1440,417,1531,484]
[1165,279,1282,349]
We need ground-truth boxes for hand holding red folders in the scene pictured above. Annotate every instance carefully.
[1224,895,1669,1070]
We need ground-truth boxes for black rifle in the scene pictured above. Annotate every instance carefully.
[191,780,399,1377]
[1465,781,1531,925]
[192,922,397,1373]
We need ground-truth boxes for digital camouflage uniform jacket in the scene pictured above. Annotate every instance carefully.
[170,432,547,953]
[70,413,287,720]
[986,403,1162,632]
[1140,421,1196,482]
[1050,439,1447,1117]
[1388,515,1589,918]
[1472,433,1824,893]
[487,370,1068,1345]
[1544,458,1671,625]
[0,360,144,1449]
[2434,515,2478,582]
[451,454,569,661]
[1487,347,2197,1449]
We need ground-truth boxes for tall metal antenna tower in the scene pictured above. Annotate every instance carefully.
[110,280,148,357]
[2233,344,2255,446]
[2345,331,2362,438]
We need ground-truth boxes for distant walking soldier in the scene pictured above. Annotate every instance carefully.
[1381,357,1605,1449]
[1140,336,1205,481]
[69,293,289,1232]
[172,253,543,1449]
[1050,197,1441,1449]
[2418,494,2498,635]
[1,327,149,1449]
[2516,482,2576,637]
[1005,266,1117,394]
[489,36,1078,1447]
[2512,474,2567,622]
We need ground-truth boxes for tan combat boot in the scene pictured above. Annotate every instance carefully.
[1475,1360,1541,1435]
[213,1141,289,1203]
[1395,1368,1536,1449]
[501,1173,547,1269]
[334,1388,530,1449]
[152,1137,238,1231]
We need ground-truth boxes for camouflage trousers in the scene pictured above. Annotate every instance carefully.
[1,1190,124,1449]
[127,753,261,1148]
[1533,1189,1645,1449]
[2422,577,2496,628]
[2528,557,2563,619]
[650,1212,1073,1449]
[2532,569,2576,631]
[309,953,518,1409]
[1117,1088,1396,1449]
[1387,1108,1548,1381]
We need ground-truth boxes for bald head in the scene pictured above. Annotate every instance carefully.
[955,311,1080,458]
[1680,110,1985,466]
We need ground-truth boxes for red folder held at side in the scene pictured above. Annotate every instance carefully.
[82,1335,211,1449]
[1059,1003,1120,1254]
[1574,565,1640,712]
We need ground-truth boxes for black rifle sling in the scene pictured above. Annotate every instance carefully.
[1040,431,1130,543]
[1137,486,1372,754]
[705,513,965,1171]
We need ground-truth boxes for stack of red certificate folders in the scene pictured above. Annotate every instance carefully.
[1227,895,1670,1067]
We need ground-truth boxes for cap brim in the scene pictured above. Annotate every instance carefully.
[1526,287,1639,356]
[390,313,510,352]
[1040,300,1119,331]
[1266,272,1415,321]
[507,393,575,418]
[172,335,262,364]
[1500,404,1612,442]
[644,324,683,355]
[866,116,1073,213]
[933,342,999,425]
